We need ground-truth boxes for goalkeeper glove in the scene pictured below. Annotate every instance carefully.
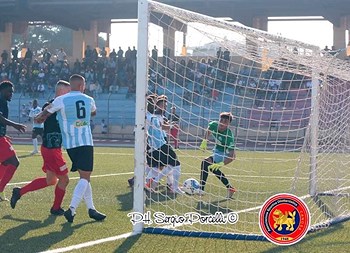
[199,139,207,151]
[208,162,224,172]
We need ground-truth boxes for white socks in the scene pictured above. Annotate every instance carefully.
[167,172,174,186]
[83,182,96,210]
[155,166,172,182]
[172,165,181,190]
[144,166,151,177]
[32,138,38,152]
[69,178,89,214]
[146,167,159,180]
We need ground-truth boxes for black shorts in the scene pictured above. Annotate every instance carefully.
[150,143,180,168]
[67,146,94,172]
[32,127,43,138]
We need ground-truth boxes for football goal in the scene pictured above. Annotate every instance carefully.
[133,0,350,240]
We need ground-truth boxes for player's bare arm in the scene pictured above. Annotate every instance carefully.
[0,114,26,133]
[224,149,236,165]
[204,128,211,140]
[91,110,96,116]
[35,109,52,124]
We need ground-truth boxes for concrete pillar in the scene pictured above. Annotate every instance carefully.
[72,20,99,61]
[333,16,347,58]
[72,29,84,61]
[0,23,13,53]
[252,16,268,31]
[163,26,175,58]
[84,20,98,50]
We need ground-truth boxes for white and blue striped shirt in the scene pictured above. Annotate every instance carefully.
[29,106,44,129]
[47,91,96,149]
[147,112,166,151]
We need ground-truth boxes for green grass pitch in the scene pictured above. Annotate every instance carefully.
[0,145,349,253]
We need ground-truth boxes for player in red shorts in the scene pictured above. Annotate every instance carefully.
[10,80,71,215]
[0,81,26,201]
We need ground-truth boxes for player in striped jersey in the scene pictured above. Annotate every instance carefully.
[29,99,44,155]
[145,95,184,194]
[36,74,106,223]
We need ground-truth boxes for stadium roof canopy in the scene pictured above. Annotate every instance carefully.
[0,0,349,30]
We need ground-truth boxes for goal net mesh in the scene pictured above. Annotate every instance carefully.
[139,0,350,238]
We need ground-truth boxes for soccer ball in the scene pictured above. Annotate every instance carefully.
[182,178,200,195]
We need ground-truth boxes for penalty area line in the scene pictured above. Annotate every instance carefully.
[39,231,137,253]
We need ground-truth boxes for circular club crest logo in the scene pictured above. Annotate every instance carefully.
[259,193,310,245]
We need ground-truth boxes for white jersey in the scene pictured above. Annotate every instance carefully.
[29,106,44,128]
[156,114,167,141]
[146,111,166,150]
[47,91,96,149]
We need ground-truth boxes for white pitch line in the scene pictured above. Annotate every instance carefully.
[8,171,310,186]
[181,172,309,180]
[39,232,137,253]
[8,172,134,186]
[15,150,134,156]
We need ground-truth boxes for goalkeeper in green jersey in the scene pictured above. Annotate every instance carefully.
[199,112,236,198]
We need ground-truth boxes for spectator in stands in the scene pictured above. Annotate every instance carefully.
[131,46,137,71]
[11,46,18,62]
[84,45,93,66]
[117,47,124,59]
[330,46,337,56]
[92,47,98,63]
[1,50,8,65]
[100,47,107,58]
[125,47,132,64]
[24,48,33,66]
[21,104,29,123]
[43,48,51,63]
[151,46,158,68]
[37,81,45,98]
[109,49,117,62]
[101,119,108,134]
[73,59,81,74]
[216,47,223,60]
[56,48,67,67]
[223,48,230,70]
[117,46,124,67]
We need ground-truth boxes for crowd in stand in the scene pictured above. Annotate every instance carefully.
[0,43,312,107]
[0,45,137,99]
[149,46,311,108]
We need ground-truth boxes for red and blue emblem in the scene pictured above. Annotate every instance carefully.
[259,193,310,245]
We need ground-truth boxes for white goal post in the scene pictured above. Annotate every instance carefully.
[133,0,350,240]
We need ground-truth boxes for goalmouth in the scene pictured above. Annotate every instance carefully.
[133,0,350,240]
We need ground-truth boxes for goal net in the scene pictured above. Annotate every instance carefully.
[133,0,350,239]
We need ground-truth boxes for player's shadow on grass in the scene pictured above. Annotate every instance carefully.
[117,187,177,211]
[116,189,134,211]
[145,188,177,207]
[17,154,36,159]
[195,200,234,215]
[0,215,93,252]
[114,234,141,253]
